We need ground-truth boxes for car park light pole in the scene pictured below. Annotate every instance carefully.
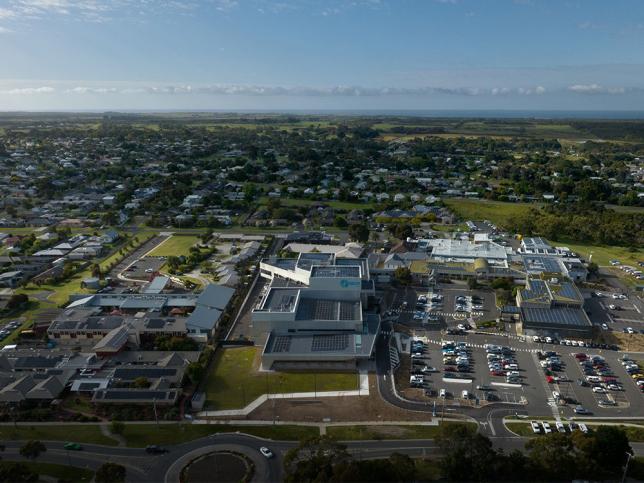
[621,452,633,483]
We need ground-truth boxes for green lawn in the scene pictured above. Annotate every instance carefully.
[444,198,539,228]
[17,462,94,482]
[327,422,475,441]
[204,347,359,410]
[258,196,376,211]
[122,423,318,447]
[0,425,117,446]
[147,235,200,257]
[554,242,643,267]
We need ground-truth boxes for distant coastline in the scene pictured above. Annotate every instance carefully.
[2,109,644,120]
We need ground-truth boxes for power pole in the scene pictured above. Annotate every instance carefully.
[153,398,159,428]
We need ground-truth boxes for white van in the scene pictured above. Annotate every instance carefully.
[461,390,470,399]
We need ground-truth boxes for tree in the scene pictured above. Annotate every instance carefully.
[91,263,102,279]
[393,267,412,286]
[334,216,348,228]
[19,440,46,460]
[435,424,500,481]
[95,463,126,483]
[6,294,28,310]
[388,223,413,240]
[587,262,599,277]
[348,223,369,243]
[0,462,38,482]
[525,433,578,481]
[283,436,350,483]
[185,362,204,384]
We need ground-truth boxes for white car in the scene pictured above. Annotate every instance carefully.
[601,323,609,330]
[579,423,589,433]
[627,327,635,335]
[592,386,607,393]
[542,422,552,434]
[461,390,470,399]
[530,421,541,434]
[259,447,274,458]
[555,422,566,433]
[439,388,446,398]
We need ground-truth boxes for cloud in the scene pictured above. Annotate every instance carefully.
[0,86,55,94]
[3,83,552,97]
[567,83,627,94]
[3,82,642,99]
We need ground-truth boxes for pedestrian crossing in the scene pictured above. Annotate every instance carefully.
[421,338,541,353]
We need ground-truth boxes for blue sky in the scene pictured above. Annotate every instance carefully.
[0,0,643,111]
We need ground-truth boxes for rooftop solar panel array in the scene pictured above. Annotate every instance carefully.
[296,298,359,321]
[522,307,589,327]
[272,336,292,353]
[311,266,360,278]
[311,334,349,352]
[556,283,580,301]
[113,368,177,380]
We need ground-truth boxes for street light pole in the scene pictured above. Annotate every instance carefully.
[622,452,632,483]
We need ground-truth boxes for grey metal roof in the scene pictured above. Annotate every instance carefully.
[113,367,177,380]
[521,307,591,327]
[197,284,235,310]
[186,305,222,331]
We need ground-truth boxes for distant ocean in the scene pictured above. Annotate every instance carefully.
[21,109,644,119]
[109,109,644,119]
[193,109,644,119]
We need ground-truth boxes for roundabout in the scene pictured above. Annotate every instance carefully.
[181,451,253,483]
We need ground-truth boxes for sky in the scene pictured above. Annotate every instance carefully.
[0,0,644,111]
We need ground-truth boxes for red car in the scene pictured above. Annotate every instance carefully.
[444,366,457,372]
[546,375,555,383]
[490,370,505,376]
[574,353,587,360]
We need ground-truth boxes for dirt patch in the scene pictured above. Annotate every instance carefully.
[246,374,434,423]
[597,331,644,352]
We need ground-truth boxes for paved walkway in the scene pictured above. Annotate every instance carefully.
[197,371,369,418]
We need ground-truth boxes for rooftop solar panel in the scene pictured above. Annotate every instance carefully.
[311,334,349,352]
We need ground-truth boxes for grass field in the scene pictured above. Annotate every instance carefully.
[16,462,94,482]
[121,423,318,447]
[203,347,359,410]
[443,198,539,227]
[0,425,117,446]
[147,235,200,257]
[258,196,376,211]
[326,422,475,441]
[556,242,643,267]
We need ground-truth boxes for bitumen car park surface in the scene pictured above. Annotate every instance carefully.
[393,290,644,419]
[393,283,499,328]
[584,290,644,335]
[124,256,166,280]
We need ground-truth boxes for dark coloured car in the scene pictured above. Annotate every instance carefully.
[145,445,168,454]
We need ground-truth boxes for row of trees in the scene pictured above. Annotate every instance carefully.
[284,424,635,482]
